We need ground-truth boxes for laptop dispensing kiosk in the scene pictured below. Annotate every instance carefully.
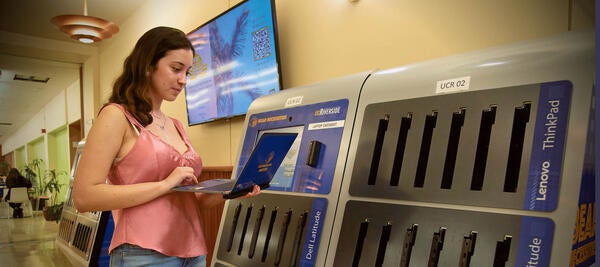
[56,141,113,267]
[211,72,368,266]
[212,31,594,267]
[331,32,594,266]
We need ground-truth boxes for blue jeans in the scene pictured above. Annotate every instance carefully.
[110,244,206,267]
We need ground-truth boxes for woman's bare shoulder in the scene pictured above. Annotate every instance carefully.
[88,104,130,135]
[97,104,127,121]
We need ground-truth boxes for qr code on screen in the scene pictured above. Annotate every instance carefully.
[252,27,271,60]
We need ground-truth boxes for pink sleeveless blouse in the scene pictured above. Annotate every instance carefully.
[106,104,206,257]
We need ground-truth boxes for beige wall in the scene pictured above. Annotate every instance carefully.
[94,0,593,167]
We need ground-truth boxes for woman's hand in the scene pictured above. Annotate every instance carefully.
[195,185,261,209]
[239,185,261,199]
[160,166,198,191]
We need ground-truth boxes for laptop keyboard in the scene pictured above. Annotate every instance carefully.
[204,181,236,191]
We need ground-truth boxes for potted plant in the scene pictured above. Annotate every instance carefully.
[20,159,67,221]
[22,159,45,198]
[41,169,66,222]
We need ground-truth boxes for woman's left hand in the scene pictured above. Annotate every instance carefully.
[240,185,261,199]
[196,184,261,209]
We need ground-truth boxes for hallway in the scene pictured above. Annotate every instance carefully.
[0,212,73,267]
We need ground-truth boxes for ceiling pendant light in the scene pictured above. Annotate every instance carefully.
[50,0,119,44]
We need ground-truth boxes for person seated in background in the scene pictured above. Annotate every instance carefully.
[5,168,32,218]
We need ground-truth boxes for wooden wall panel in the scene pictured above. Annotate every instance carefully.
[198,166,232,266]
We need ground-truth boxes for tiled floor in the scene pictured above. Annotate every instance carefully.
[0,211,73,267]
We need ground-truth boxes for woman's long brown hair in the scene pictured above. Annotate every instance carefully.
[108,26,194,126]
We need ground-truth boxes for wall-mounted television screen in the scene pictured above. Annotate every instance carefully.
[185,0,282,125]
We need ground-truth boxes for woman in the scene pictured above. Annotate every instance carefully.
[73,26,259,267]
[5,167,32,218]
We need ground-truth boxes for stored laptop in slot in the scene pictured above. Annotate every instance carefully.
[173,132,298,199]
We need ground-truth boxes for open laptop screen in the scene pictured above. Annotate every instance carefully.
[231,132,298,192]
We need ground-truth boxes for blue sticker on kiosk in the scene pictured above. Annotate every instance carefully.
[243,99,349,195]
[299,198,327,267]
[525,81,572,211]
[515,216,555,266]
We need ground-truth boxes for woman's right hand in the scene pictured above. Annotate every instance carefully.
[161,166,198,191]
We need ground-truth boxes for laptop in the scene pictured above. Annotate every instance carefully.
[173,132,298,199]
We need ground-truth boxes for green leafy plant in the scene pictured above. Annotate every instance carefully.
[22,158,45,198]
[42,169,67,223]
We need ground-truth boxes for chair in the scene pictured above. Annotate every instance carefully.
[7,187,33,218]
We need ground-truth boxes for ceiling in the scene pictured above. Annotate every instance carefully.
[0,0,146,144]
